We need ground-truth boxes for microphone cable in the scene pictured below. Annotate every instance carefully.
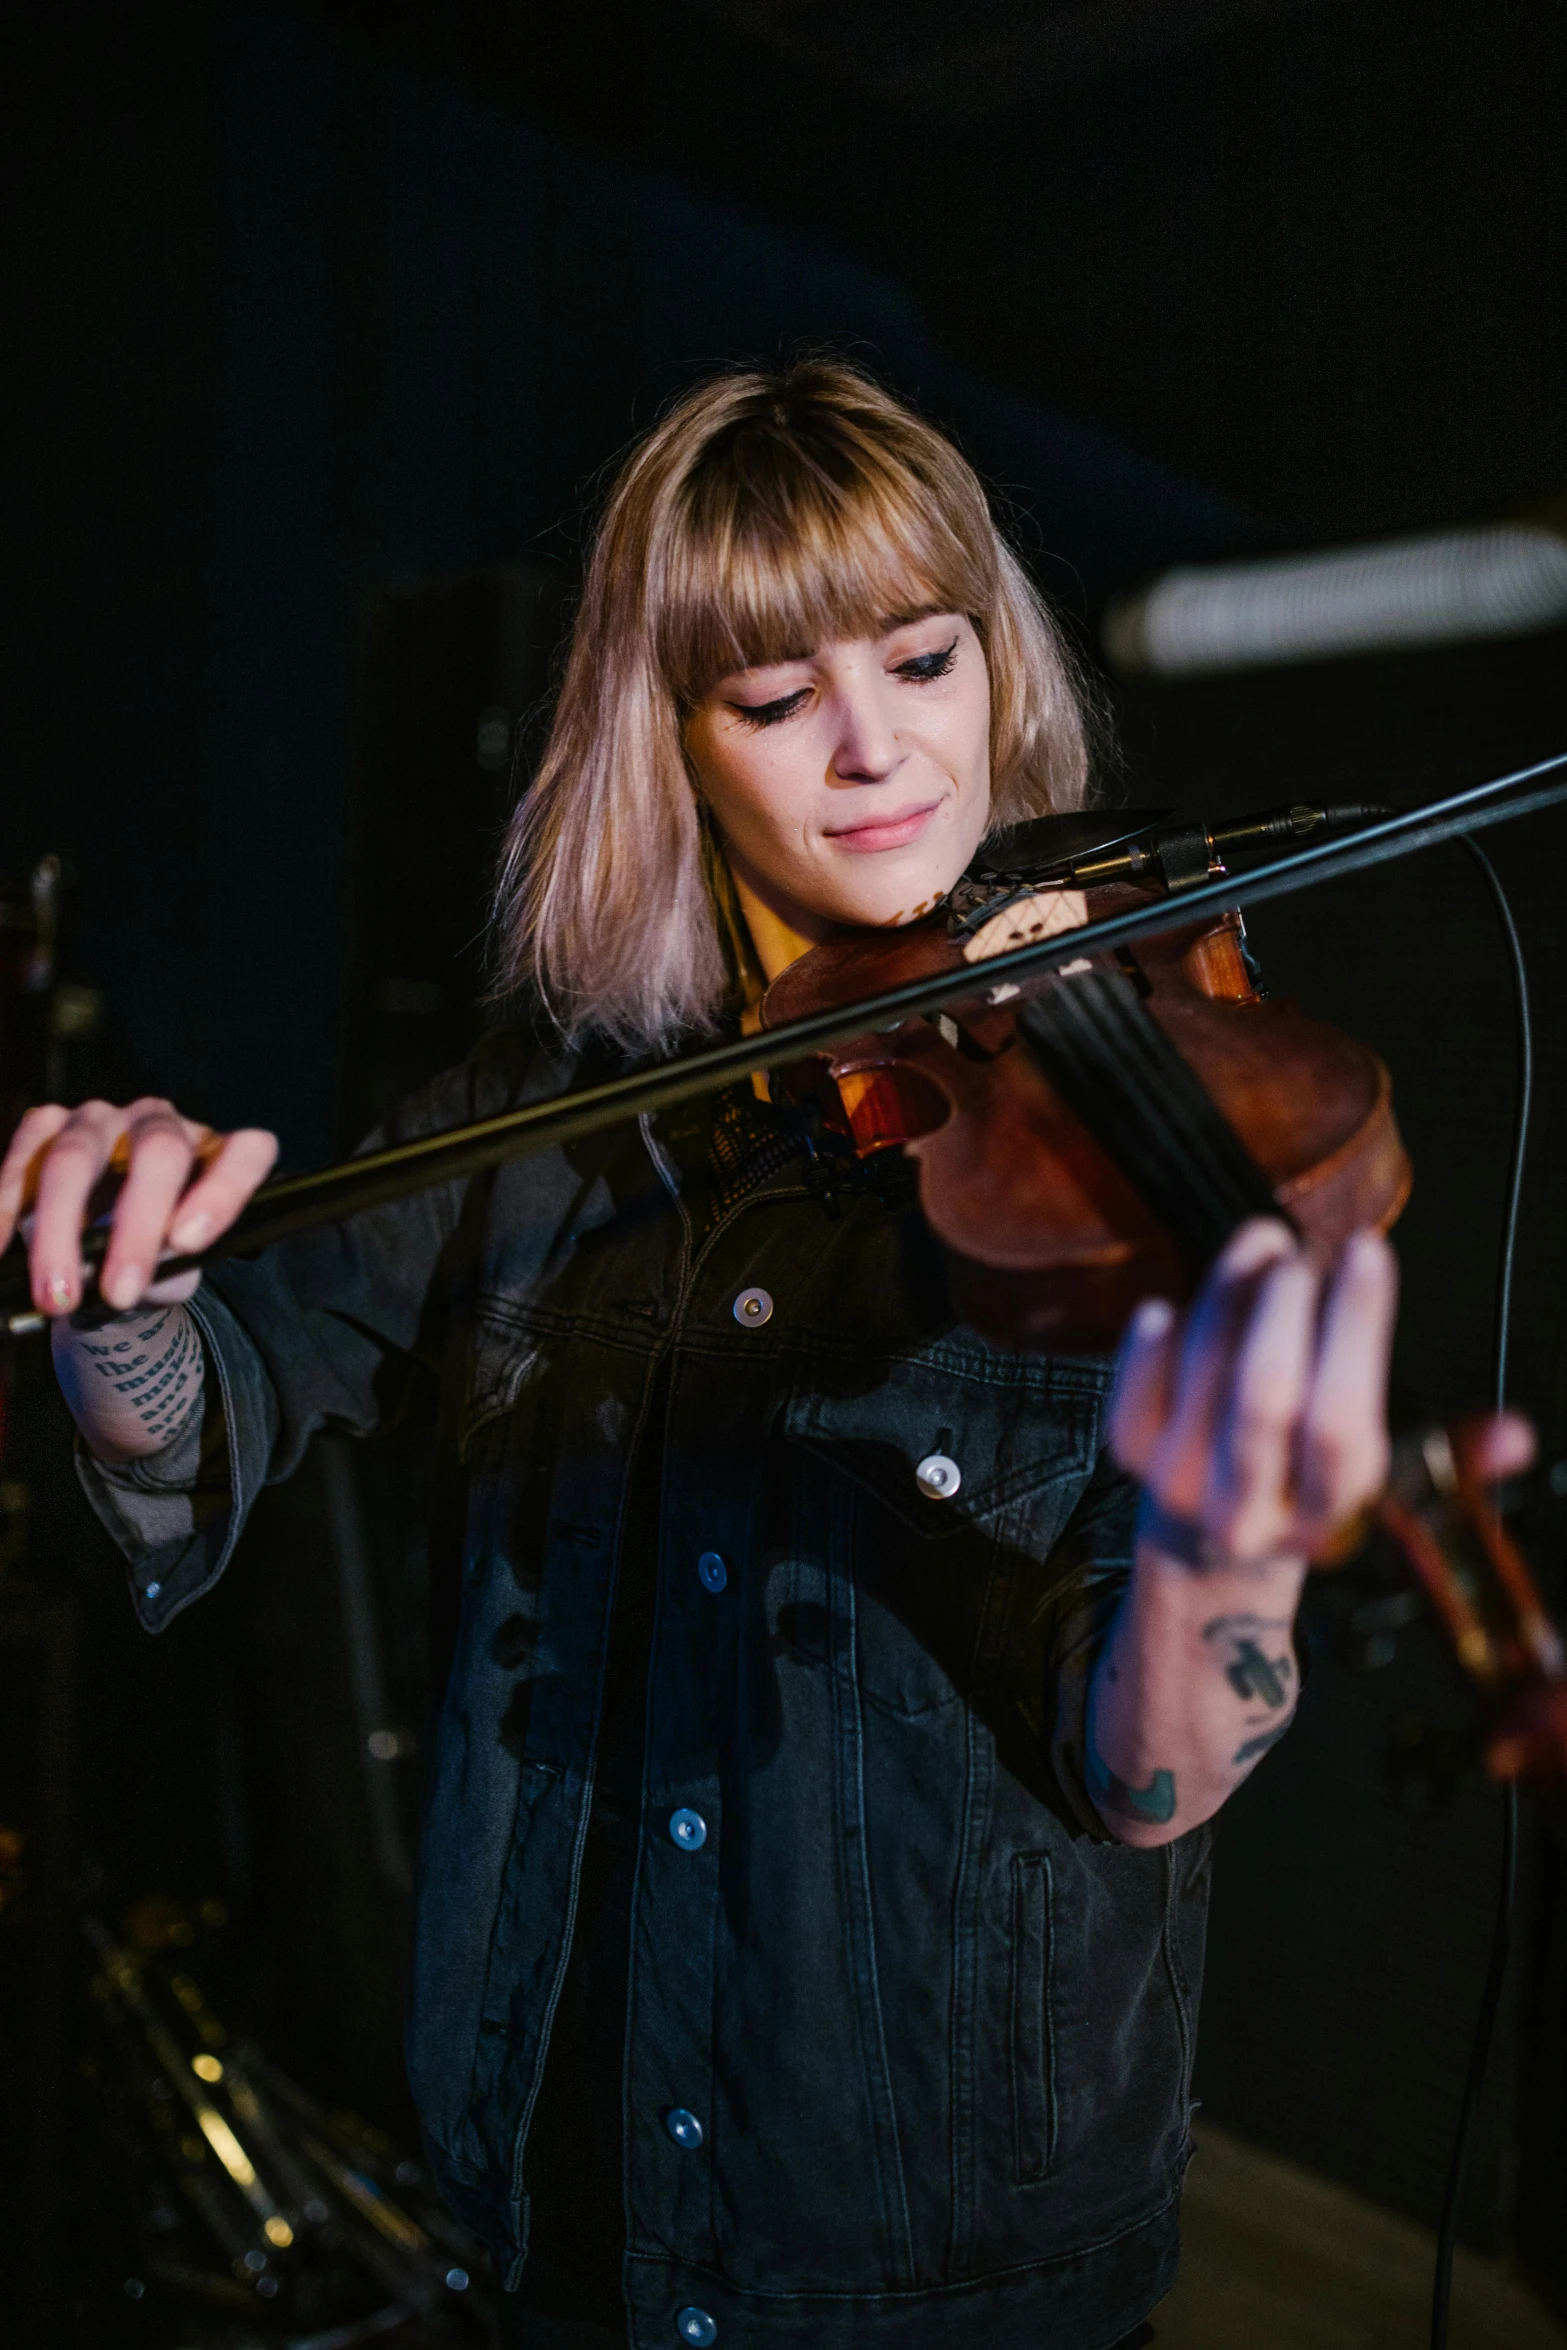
[1428,834,1534,2350]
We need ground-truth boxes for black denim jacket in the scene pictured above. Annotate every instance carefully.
[81,1029,1211,2350]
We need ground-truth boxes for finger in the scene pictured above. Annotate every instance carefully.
[1295,1230,1399,1536]
[166,1128,279,1253]
[0,1104,71,1253]
[1109,1297,1179,1474]
[1204,1252,1319,1558]
[26,1101,126,1313]
[99,1105,200,1311]
[142,1268,204,1307]
[1145,1218,1298,1515]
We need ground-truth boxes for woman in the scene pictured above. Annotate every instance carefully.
[3,360,1395,2348]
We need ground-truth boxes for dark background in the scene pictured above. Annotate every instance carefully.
[2,0,1565,2336]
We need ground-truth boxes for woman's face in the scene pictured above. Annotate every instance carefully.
[684,610,992,955]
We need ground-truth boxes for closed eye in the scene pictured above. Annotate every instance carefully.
[729,687,811,731]
[893,638,959,683]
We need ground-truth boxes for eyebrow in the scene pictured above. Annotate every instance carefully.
[879,603,949,632]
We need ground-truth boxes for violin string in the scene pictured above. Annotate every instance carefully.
[1014,966,1283,1265]
[1428,834,1533,2350]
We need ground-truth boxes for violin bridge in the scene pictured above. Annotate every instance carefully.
[959,887,1089,966]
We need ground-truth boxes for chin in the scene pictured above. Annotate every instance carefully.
[810,816,979,932]
[831,866,961,930]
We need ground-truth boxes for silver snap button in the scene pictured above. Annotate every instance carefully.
[732,1286,773,1327]
[669,1808,708,1851]
[697,1551,728,1593]
[915,1452,962,1500]
[677,2310,717,2348]
[665,2106,704,2150]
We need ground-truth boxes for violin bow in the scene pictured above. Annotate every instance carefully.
[4,749,1567,1331]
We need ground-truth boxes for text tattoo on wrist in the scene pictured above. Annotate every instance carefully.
[81,1309,201,1441]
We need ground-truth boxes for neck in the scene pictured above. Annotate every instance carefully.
[729,865,839,987]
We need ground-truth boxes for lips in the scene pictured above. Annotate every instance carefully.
[824,800,941,854]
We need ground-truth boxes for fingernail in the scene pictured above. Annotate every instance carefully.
[170,1210,211,1250]
[1132,1296,1176,1339]
[105,1264,145,1309]
[44,1274,74,1313]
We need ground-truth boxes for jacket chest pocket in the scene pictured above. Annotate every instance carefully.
[778,1351,1110,1721]
[461,1308,555,1457]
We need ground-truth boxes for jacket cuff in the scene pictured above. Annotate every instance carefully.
[73,1285,279,1634]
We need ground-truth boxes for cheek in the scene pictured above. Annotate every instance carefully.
[950,667,993,781]
[697,734,820,857]
[909,654,991,795]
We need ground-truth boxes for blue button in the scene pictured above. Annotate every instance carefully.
[669,1808,707,1851]
[677,2310,717,2347]
[697,1551,727,1594]
[665,2106,704,2150]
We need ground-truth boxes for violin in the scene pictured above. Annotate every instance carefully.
[761,817,1410,1352]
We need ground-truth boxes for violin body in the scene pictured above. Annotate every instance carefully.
[762,885,1411,1352]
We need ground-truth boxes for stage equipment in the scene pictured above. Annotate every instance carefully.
[1104,518,1567,676]
[79,1900,496,2343]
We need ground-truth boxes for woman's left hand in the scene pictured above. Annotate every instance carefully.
[1108,1218,1398,1566]
[1084,1220,1397,1844]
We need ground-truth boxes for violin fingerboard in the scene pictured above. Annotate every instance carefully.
[1016,969,1288,1270]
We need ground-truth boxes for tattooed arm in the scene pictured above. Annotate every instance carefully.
[1084,1219,1397,1846]
[50,1303,206,1465]
[1085,1555,1307,1841]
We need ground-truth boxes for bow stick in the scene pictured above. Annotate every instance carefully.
[4,749,1566,1332]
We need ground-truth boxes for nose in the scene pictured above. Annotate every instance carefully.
[827,669,902,786]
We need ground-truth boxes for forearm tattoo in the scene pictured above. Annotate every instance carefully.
[1085,1732,1178,1826]
[1204,1611,1298,1769]
[77,1307,203,1445]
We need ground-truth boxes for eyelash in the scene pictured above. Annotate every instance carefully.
[732,638,960,730]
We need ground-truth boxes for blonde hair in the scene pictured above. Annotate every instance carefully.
[494,357,1092,1054]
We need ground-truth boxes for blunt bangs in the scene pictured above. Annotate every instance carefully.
[656,408,999,705]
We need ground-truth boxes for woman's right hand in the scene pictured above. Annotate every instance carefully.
[0,1098,278,1319]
